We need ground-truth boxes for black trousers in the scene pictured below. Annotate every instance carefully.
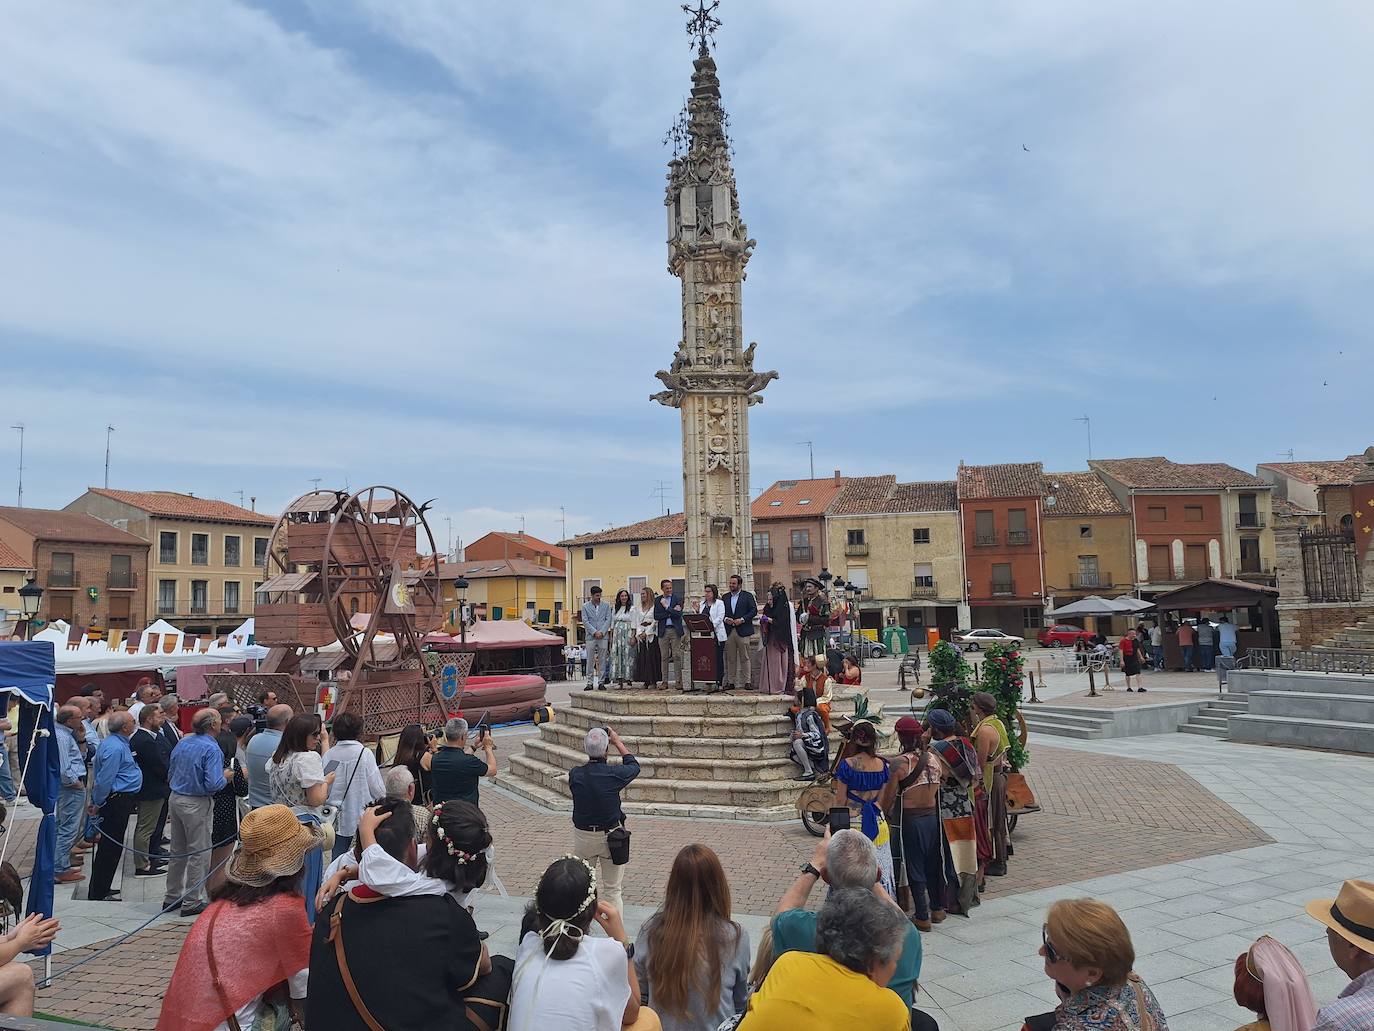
[90,793,138,900]
[151,798,169,860]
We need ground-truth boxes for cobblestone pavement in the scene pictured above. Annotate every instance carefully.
[24,738,1276,1029]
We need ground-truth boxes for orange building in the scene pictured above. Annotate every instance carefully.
[957,462,1046,636]
[464,531,565,572]
[750,472,847,596]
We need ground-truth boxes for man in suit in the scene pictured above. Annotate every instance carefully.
[129,704,170,876]
[723,573,759,690]
[653,578,686,690]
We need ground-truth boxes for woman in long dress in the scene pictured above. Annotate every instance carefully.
[609,589,636,687]
[632,586,661,687]
[758,585,797,695]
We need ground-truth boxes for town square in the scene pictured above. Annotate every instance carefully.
[1,3,1372,1031]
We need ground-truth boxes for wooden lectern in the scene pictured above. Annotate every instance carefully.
[684,612,719,691]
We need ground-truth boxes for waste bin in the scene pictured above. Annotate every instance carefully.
[926,628,941,652]
[882,625,910,656]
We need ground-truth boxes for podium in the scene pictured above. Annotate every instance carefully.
[684,613,719,690]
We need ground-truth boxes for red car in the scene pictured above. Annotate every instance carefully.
[1037,624,1094,648]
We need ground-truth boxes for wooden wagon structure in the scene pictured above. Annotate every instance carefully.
[252,487,449,736]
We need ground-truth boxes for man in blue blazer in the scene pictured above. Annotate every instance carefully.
[653,578,686,690]
[722,574,759,690]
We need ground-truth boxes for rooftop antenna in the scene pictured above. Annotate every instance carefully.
[520,514,526,534]
[1073,415,1093,461]
[1277,449,1295,461]
[309,477,323,491]
[651,480,671,515]
[10,424,22,508]
[796,441,815,479]
[104,425,115,488]
[234,490,245,508]
[560,505,567,541]
[445,516,453,560]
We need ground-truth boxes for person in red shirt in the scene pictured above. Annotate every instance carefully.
[1118,630,1145,692]
[1177,621,1196,671]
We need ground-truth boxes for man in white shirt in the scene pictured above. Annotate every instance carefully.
[127,682,162,723]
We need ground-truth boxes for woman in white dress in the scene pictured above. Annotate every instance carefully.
[699,584,727,693]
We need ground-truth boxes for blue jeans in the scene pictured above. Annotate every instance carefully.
[55,784,86,873]
[298,813,324,925]
[1181,645,1195,670]
[1220,641,1236,658]
[0,743,16,804]
[331,833,354,861]
[1199,645,1214,671]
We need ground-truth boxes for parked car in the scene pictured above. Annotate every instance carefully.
[1037,624,1094,648]
[954,628,1025,651]
[828,630,887,659]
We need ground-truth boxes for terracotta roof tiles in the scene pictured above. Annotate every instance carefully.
[831,477,957,515]
[957,462,1044,500]
[1257,460,1365,488]
[751,476,848,519]
[85,488,275,525]
[1042,471,1127,517]
[0,539,30,569]
[560,513,686,547]
[1091,458,1269,490]
[436,558,562,579]
[0,507,150,546]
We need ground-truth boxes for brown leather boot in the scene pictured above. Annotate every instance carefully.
[931,909,947,923]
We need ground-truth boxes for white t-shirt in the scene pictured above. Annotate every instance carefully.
[322,741,385,836]
[265,750,326,818]
[509,930,631,1031]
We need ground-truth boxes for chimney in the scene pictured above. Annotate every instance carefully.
[833,470,841,481]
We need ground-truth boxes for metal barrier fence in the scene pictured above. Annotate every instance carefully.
[1239,648,1374,675]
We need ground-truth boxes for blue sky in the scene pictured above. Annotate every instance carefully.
[1,2,1368,549]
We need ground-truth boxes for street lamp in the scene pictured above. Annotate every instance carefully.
[455,576,469,647]
[18,577,42,641]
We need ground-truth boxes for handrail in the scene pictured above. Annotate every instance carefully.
[1240,648,1373,675]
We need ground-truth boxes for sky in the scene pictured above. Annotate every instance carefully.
[1,1,1370,551]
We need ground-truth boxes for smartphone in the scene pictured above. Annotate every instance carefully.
[323,759,340,777]
[828,807,851,833]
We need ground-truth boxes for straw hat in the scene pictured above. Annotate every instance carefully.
[227,804,322,888]
[1306,879,1374,954]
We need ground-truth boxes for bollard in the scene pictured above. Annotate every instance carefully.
[1029,665,1041,704]
[1087,667,1098,698]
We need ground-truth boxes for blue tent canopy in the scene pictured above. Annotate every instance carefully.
[0,640,58,956]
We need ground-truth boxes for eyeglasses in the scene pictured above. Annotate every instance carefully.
[1042,925,1061,964]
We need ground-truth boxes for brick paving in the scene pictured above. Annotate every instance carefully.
[24,743,1268,1029]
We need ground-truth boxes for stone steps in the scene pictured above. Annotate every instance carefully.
[557,703,794,740]
[1178,723,1227,738]
[540,722,785,761]
[1227,713,1374,755]
[1177,697,1248,738]
[522,737,798,782]
[1022,709,1111,740]
[574,690,795,717]
[1250,689,1374,723]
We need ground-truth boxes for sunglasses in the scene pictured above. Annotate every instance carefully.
[1042,925,1061,964]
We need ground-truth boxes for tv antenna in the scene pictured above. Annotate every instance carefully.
[104,425,115,488]
[1073,415,1093,460]
[309,477,323,491]
[10,424,23,508]
[796,441,815,479]
[651,480,671,515]
[1277,449,1295,461]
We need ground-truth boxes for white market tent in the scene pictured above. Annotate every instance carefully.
[1045,595,1136,618]
[32,618,269,675]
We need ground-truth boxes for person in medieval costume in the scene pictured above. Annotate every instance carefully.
[926,707,981,917]
[758,583,798,695]
[971,691,1010,880]
[795,578,830,659]
[831,698,896,900]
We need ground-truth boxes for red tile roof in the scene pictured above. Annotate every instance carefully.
[1257,460,1365,487]
[468,531,565,560]
[560,513,686,547]
[1272,497,1320,518]
[1091,458,1269,490]
[0,539,30,569]
[831,477,957,515]
[0,507,150,546]
[957,462,1044,500]
[1042,471,1127,517]
[751,476,848,519]
[436,558,563,580]
[85,488,275,525]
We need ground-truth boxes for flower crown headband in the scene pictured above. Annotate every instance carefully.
[430,803,481,864]
[538,854,599,955]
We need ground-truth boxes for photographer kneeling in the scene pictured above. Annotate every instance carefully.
[569,726,639,916]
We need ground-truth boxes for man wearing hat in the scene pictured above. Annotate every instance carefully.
[1308,879,1374,1030]
[796,578,830,659]
[892,715,946,931]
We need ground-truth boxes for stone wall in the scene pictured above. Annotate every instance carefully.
[1273,504,1374,647]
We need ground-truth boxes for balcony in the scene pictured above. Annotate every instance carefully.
[788,546,814,564]
[1236,567,1275,585]
[48,570,80,588]
[1236,516,1266,529]
[1007,530,1031,546]
[157,599,177,615]
[1070,573,1113,589]
[224,604,240,615]
[911,579,939,599]
[190,604,209,615]
[990,580,1016,597]
[974,533,999,547]
[752,548,774,564]
[106,570,138,589]
[844,543,868,557]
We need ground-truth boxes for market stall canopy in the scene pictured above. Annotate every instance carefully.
[1112,595,1156,612]
[1150,578,1279,612]
[1046,595,1135,617]
[31,620,269,675]
[427,619,562,651]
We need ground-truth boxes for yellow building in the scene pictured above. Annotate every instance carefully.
[1041,471,1136,633]
[66,488,276,636]
[0,539,33,634]
[825,477,967,636]
[560,514,687,632]
[436,558,566,629]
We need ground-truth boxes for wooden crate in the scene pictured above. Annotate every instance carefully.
[254,602,336,647]
[287,521,417,567]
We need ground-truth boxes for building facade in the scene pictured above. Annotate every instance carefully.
[1090,458,1276,595]
[1257,458,1365,535]
[827,477,966,636]
[1041,471,1135,632]
[0,507,150,631]
[0,539,34,633]
[463,531,566,573]
[560,514,688,635]
[749,474,846,597]
[958,463,1047,635]
[66,489,275,637]
[436,558,566,630]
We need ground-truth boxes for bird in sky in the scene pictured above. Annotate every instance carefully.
[1022,144,1030,152]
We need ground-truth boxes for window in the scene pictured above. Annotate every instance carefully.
[671,578,686,598]
[224,535,241,567]
[1079,525,1093,539]
[191,580,208,614]
[159,532,178,564]
[584,547,595,560]
[253,581,265,605]
[537,608,551,624]
[1022,607,1044,632]
[253,537,268,568]
[670,541,685,566]
[581,579,601,602]
[991,563,1013,595]
[914,563,934,588]
[191,534,209,565]
[628,576,648,598]
[158,580,177,614]
[912,528,930,544]
[845,567,869,589]
[1184,544,1207,579]
[48,593,74,622]
[1147,506,1167,523]
[1239,537,1262,573]
[847,529,865,546]
[1008,508,1029,545]
[790,529,810,547]
[769,500,782,507]
[1238,493,1260,528]
[1184,505,1204,523]
[752,531,772,561]
[797,499,811,506]
[554,601,563,620]
[108,594,131,628]
[224,581,241,614]
[788,529,812,563]
[1147,544,1170,580]
[50,552,75,587]
[629,544,639,557]
[1340,513,1354,534]
[753,573,770,596]
[1076,555,1101,588]
[974,510,996,545]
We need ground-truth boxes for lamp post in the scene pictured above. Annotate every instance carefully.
[18,576,42,641]
[455,576,469,647]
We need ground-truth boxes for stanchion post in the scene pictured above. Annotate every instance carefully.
[1087,667,1098,698]
[1029,664,1041,704]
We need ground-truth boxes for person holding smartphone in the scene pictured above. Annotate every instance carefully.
[428,717,496,808]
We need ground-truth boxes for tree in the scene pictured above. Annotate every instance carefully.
[978,642,1029,771]
[927,640,974,730]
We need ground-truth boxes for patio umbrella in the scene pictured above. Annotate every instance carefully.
[1112,595,1156,612]
[1046,595,1133,617]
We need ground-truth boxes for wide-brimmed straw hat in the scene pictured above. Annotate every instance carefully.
[227,804,322,887]
[1306,879,1374,954]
